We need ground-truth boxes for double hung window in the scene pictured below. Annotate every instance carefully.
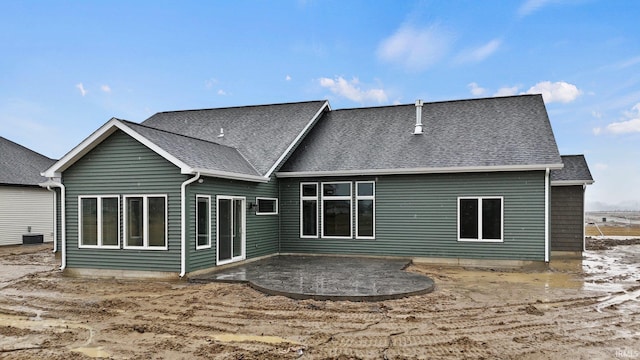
[196,195,211,249]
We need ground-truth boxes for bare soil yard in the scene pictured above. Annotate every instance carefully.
[1,241,639,359]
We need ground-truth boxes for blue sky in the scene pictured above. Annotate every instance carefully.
[1,0,639,210]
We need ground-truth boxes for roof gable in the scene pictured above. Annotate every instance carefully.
[0,136,55,186]
[279,95,563,176]
[142,100,329,177]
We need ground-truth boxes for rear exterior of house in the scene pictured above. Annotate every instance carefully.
[0,137,56,246]
[42,95,593,277]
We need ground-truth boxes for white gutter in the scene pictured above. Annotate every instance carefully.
[180,172,201,278]
[276,163,565,178]
[551,180,595,186]
[44,186,57,253]
[545,168,550,263]
[41,179,66,270]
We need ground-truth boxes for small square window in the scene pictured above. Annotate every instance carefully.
[256,197,278,215]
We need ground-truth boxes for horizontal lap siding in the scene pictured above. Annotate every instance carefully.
[0,186,54,246]
[63,130,184,272]
[279,171,546,261]
[551,186,584,251]
[185,179,279,272]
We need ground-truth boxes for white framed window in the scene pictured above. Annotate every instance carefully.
[356,181,375,239]
[196,195,211,249]
[78,195,120,248]
[123,195,168,250]
[458,196,503,242]
[321,182,352,239]
[300,183,318,238]
[256,197,278,215]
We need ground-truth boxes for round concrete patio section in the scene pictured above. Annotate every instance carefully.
[189,255,435,301]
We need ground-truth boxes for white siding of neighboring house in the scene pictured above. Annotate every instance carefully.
[0,186,54,246]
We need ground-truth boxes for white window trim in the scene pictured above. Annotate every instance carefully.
[321,181,353,239]
[123,194,168,250]
[255,197,278,215]
[78,195,121,249]
[457,196,504,243]
[195,195,211,250]
[355,181,376,239]
[300,182,319,238]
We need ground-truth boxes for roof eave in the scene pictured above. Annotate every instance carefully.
[189,168,270,183]
[551,180,595,186]
[276,163,565,178]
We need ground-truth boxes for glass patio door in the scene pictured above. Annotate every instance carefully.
[217,196,245,264]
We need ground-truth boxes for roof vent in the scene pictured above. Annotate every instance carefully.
[414,99,424,135]
[217,127,224,138]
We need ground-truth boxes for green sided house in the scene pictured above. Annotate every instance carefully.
[41,94,593,278]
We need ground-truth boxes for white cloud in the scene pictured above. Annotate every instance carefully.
[285,75,292,81]
[377,24,453,71]
[319,76,388,104]
[217,89,227,96]
[456,39,502,63]
[467,82,487,96]
[591,110,602,119]
[75,83,87,96]
[595,103,640,135]
[493,86,519,97]
[594,163,608,171]
[525,81,581,103]
[205,78,218,89]
[101,85,111,93]
[518,0,552,17]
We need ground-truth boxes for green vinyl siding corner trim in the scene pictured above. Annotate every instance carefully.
[279,171,547,261]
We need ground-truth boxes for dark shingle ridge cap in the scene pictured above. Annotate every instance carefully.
[0,135,56,161]
[150,99,328,116]
[118,118,234,151]
[331,94,542,111]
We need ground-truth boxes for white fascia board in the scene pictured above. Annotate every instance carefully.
[264,101,330,178]
[190,168,270,183]
[276,163,565,178]
[42,118,193,178]
[551,180,595,186]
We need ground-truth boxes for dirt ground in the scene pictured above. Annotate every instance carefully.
[1,240,639,360]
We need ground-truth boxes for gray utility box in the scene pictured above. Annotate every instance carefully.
[22,234,44,244]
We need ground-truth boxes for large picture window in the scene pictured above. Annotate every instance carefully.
[78,196,120,248]
[458,197,503,242]
[322,182,352,238]
[196,195,211,249]
[300,183,318,238]
[124,195,168,249]
[356,182,375,239]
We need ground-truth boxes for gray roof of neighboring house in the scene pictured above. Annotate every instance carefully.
[142,100,328,176]
[280,95,563,174]
[551,155,594,183]
[123,121,261,177]
[0,136,56,186]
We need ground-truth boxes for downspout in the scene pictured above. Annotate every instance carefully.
[180,172,201,278]
[47,180,66,270]
[583,183,587,252]
[544,168,550,263]
[45,186,57,253]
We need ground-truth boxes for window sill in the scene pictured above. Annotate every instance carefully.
[457,239,504,243]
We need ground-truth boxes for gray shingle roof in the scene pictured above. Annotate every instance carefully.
[0,136,56,186]
[280,95,563,174]
[551,155,593,183]
[142,101,328,176]
[123,121,261,177]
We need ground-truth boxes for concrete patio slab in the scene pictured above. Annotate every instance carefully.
[189,255,435,301]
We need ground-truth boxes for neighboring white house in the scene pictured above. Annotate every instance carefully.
[0,136,56,246]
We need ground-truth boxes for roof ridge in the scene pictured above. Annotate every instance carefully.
[331,94,541,112]
[120,119,239,152]
[150,99,328,116]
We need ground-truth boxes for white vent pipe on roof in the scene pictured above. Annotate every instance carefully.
[414,99,424,134]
